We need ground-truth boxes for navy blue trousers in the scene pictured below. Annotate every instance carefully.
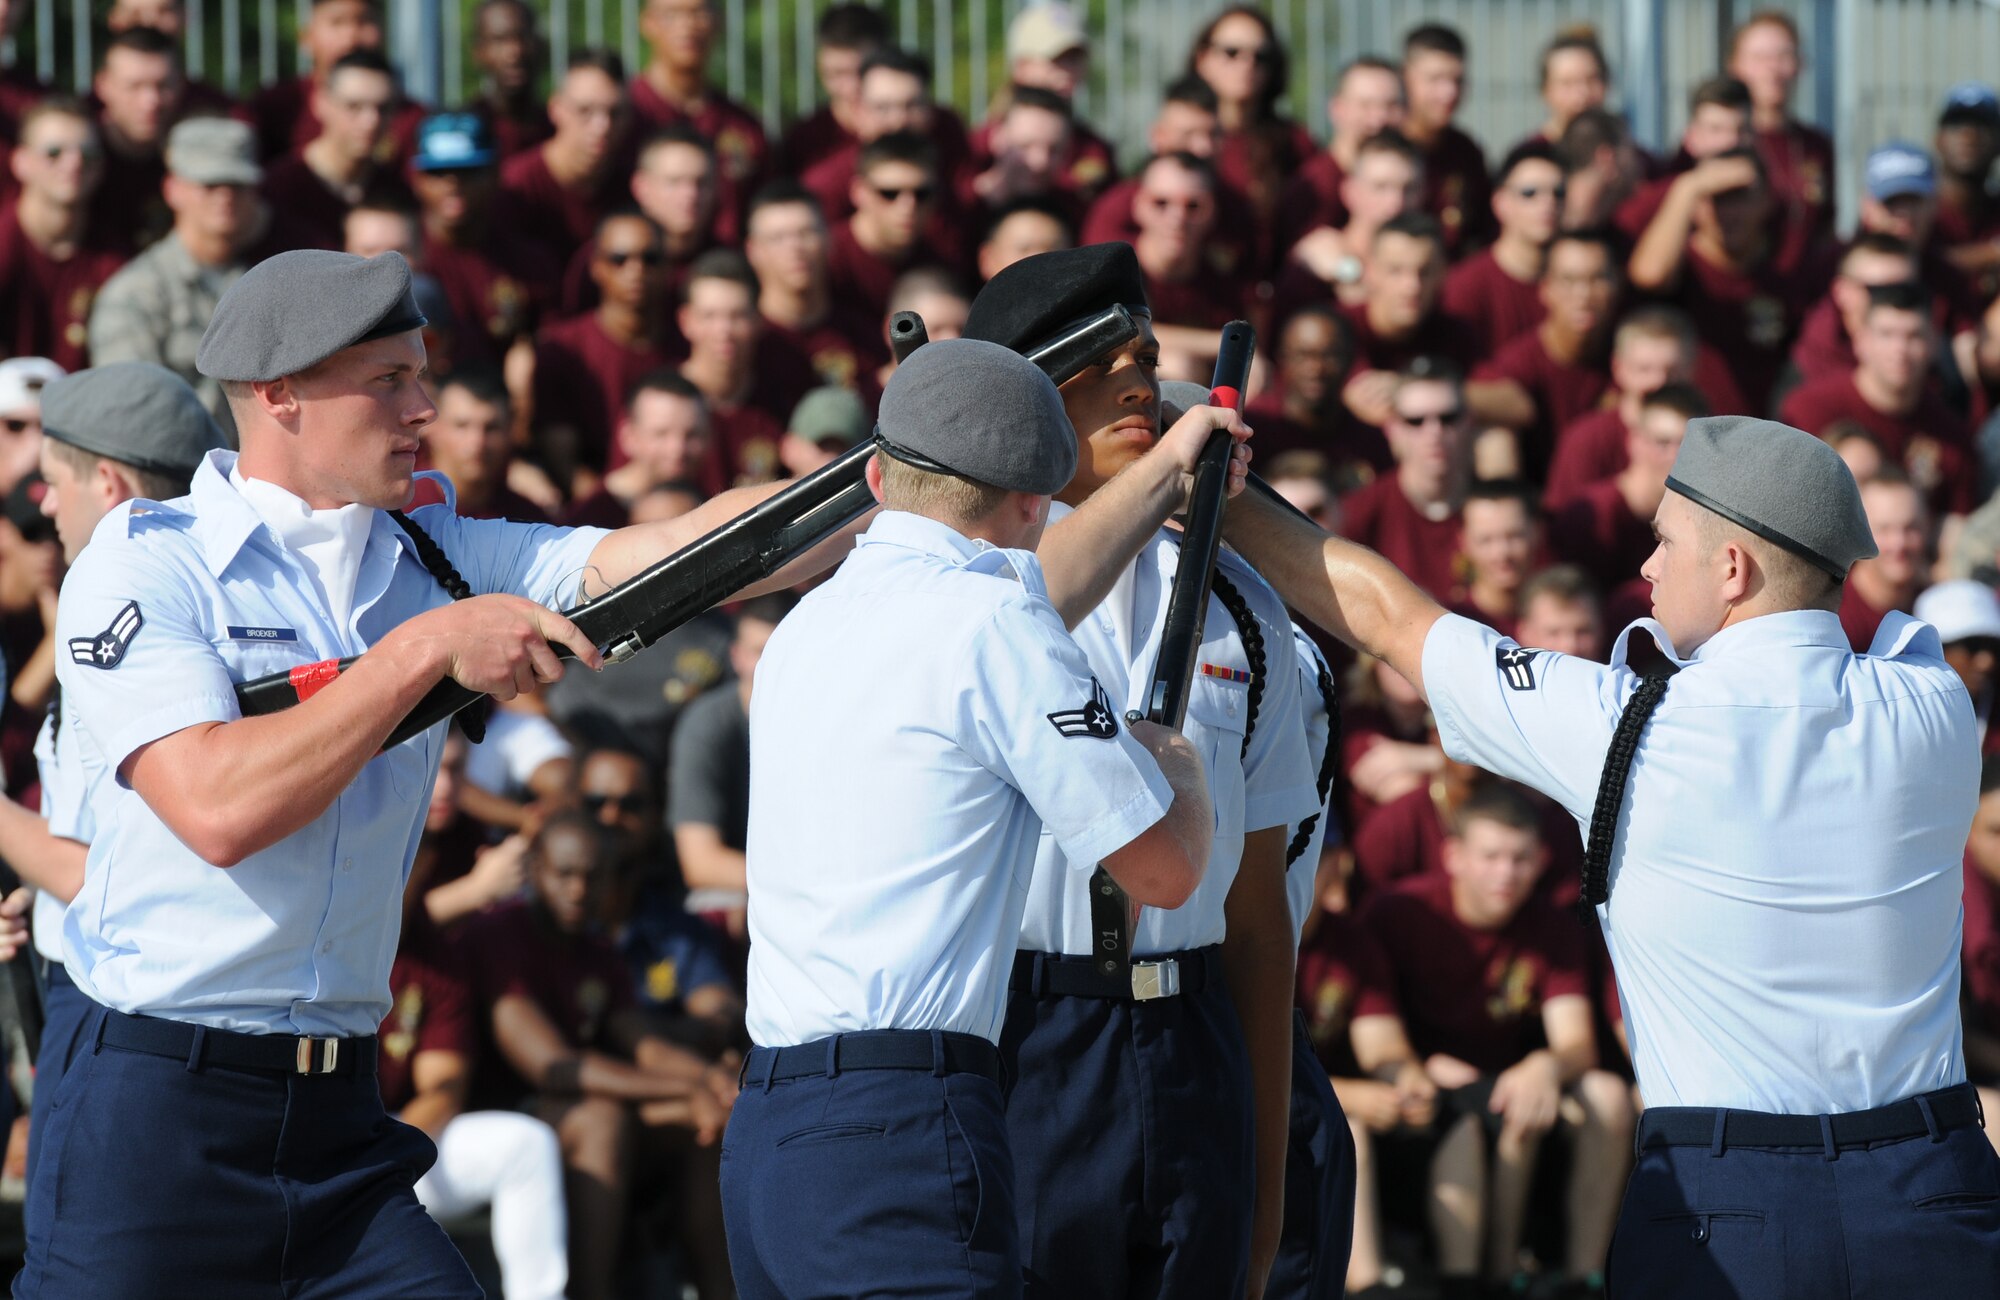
[1267,1009,1356,1300]
[1607,1095,2000,1298]
[25,961,89,1216]
[720,1052,1019,1298]
[15,1002,482,1300]
[1000,962,1254,1300]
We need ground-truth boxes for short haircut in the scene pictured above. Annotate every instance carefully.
[593,205,662,243]
[1006,84,1073,120]
[529,808,612,862]
[1556,107,1628,172]
[639,123,714,166]
[104,25,179,63]
[980,194,1075,245]
[856,129,937,175]
[1464,477,1541,520]
[1864,279,1933,318]
[876,447,1011,524]
[734,591,797,629]
[1540,28,1607,87]
[1689,75,1752,117]
[1638,381,1709,421]
[860,46,932,86]
[1338,55,1402,90]
[1545,227,1620,274]
[683,247,759,301]
[1161,73,1218,114]
[1615,303,1697,354]
[42,437,189,504]
[1373,210,1446,254]
[1280,301,1355,357]
[18,96,93,141]
[438,364,510,410]
[1140,150,1216,190]
[1692,503,1840,608]
[349,189,419,223]
[1450,779,1542,839]
[818,2,889,50]
[327,48,394,82]
[1841,231,1914,271]
[627,367,706,413]
[886,265,969,315]
[747,179,825,228]
[1519,563,1602,614]
[1495,139,1561,188]
[1394,352,1463,395]
[1264,449,1336,487]
[566,47,627,81]
[1354,126,1423,171]
[1729,8,1800,60]
[1404,22,1466,62]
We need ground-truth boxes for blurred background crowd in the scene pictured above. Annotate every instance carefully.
[1,0,2000,1296]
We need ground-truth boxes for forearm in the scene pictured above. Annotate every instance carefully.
[673,830,748,893]
[10,636,54,710]
[125,635,444,866]
[398,1090,461,1140]
[1222,831,1297,1291]
[0,800,87,902]
[1222,489,1443,689]
[1466,380,1535,431]
[1626,185,1699,291]
[424,872,501,926]
[454,778,532,831]
[538,1047,704,1101]
[1039,446,1187,628]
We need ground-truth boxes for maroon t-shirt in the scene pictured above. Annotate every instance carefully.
[472,97,555,160]
[1613,174,1677,246]
[760,307,888,399]
[707,398,788,488]
[459,899,637,1109]
[1351,783,1583,908]
[1142,259,1245,330]
[1275,151,1345,254]
[1663,244,1818,415]
[1242,389,1391,493]
[1778,373,1977,516]
[1789,297,1855,385]
[1296,909,1399,1078]
[1339,475,1463,600]
[967,115,1117,205]
[1543,407,1629,509]
[1362,872,1590,1075]
[627,78,769,244]
[1342,302,1482,381]
[247,75,425,166]
[424,226,557,369]
[564,486,631,530]
[1963,858,2000,1042]
[378,914,476,1114]
[0,207,128,371]
[1472,331,1614,482]
[779,106,852,174]
[532,312,685,477]
[1442,249,1545,357]
[1418,125,1497,257]
[1754,120,1836,243]
[1837,576,1907,653]
[1548,478,1654,591]
[259,154,411,252]
[825,221,932,324]
[499,147,628,265]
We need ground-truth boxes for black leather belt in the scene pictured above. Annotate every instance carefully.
[99,1007,377,1077]
[1010,946,1215,1000]
[741,1029,1002,1086]
[1637,1084,1984,1152]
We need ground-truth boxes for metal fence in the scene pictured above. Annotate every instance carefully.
[10,0,2000,231]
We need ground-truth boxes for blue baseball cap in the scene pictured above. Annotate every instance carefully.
[1940,82,2000,127]
[412,112,497,172]
[1864,141,1936,202]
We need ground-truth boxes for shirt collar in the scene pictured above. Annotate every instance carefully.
[857,510,997,564]
[1685,608,1853,663]
[183,450,418,577]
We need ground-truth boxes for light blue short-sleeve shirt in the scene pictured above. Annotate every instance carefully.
[1422,607,1978,1114]
[743,511,1174,1047]
[54,450,607,1036]
[1017,504,1321,956]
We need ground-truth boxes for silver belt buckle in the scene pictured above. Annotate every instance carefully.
[1129,959,1181,1001]
[295,1036,340,1074]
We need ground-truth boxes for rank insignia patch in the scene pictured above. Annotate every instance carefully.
[1498,646,1539,691]
[70,601,143,670]
[1049,678,1120,739]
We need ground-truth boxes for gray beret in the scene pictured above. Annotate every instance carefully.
[1665,415,1877,579]
[41,362,226,478]
[876,338,1077,495]
[196,250,428,382]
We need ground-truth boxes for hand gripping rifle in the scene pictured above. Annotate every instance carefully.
[231,306,1146,747]
[1085,321,1257,989]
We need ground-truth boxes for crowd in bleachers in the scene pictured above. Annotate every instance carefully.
[1,0,1999,1295]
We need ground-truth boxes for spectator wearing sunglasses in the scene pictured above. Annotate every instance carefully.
[0,101,128,373]
[1130,152,1245,380]
[530,209,681,498]
[0,357,63,497]
[826,130,952,324]
[670,594,794,946]
[1443,142,1565,358]
[1189,5,1314,272]
[1338,359,1474,601]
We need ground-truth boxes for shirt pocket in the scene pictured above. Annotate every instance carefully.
[1185,675,1250,841]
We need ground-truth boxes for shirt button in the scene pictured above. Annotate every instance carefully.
[321,941,333,954]
[341,858,353,873]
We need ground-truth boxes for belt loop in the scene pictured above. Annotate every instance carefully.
[824,1035,841,1081]
[90,1009,109,1055]
[1709,1109,1727,1157]
[1916,1093,1944,1143]
[1031,952,1050,997]
[930,1029,948,1078]
[1819,1113,1838,1161]
[184,1025,208,1073]
[736,1053,751,1089]
[760,1049,777,1094]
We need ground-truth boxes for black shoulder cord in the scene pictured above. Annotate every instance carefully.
[1207,568,1265,761]
[45,682,60,746]
[1576,674,1672,916]
[1287,649,1341,869]
[387,509,490,744]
